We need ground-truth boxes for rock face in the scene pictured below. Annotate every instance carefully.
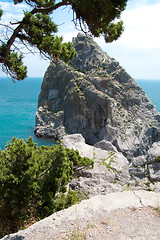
[63,134,160,194]
[34,33,160,191]
[63,134,130,196]
[35,33,160,161]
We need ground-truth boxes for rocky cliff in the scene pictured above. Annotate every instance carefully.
[35,33,160,156]
[34,33,160,192]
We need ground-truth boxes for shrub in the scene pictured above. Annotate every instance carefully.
[0,137,94,237]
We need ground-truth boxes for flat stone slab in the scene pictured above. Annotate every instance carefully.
[2,190,160,240]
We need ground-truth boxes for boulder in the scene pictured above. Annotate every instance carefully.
[146,142,160,182]
[63,134,130,197]
[147,141,160,162]
[94,140,118,152]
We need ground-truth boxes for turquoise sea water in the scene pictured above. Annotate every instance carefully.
[0,77,160,150]
[0,77,56,150]
[136,79,160,113]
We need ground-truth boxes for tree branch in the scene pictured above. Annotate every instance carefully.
[31,0,69,14]
[35,164,53,180]
[0,0,69,64]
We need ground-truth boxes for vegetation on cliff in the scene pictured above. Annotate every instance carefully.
[0,137,93,237]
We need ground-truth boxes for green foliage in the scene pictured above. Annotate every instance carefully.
[7,52,27,80]
[0,138,37,220]
[0,44,6,58]
[66,148,94,167]
[71,0,127,40]
[99,152,120,173]
[104,20,124,43]
[0,8,3,18]
[22,12,77,62]
[0,44,27,80]
[155,156,160,163]
[0,137,93,237]
[0,0,128,80]
[14,0,56,8]
[23,12,58,46]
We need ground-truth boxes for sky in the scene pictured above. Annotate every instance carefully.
[0,0,160,80]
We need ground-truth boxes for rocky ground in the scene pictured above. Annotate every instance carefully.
[62,134,160,195]
[2,191,160,240]
[51,207,160,240]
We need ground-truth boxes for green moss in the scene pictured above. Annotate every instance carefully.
[99,152,120,173]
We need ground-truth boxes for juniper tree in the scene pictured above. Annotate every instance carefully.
[0,0,128,81]
[0,137,94,237]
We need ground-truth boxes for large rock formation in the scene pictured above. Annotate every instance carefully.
[34,33,160,192]
[35,33,160,159]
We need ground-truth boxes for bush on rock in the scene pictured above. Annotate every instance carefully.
[0,137,93,237]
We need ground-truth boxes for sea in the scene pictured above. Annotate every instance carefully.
[0,77,160,150]
[0,77,55,150]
